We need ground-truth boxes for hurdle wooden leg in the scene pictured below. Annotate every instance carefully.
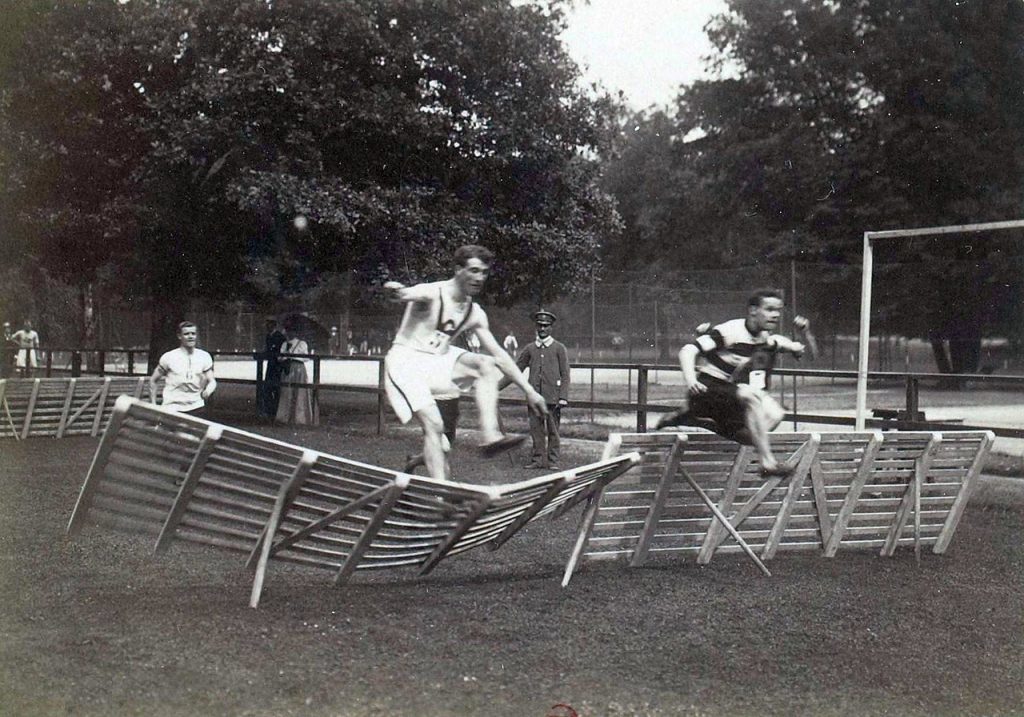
[272,480,407,556]
[809,460,833,548]
[551,456,638,519]
[154,424,224,554]
[64,385,103,435]
[698,446,753,565]
[914,465,921,565]
[335,482,409,584]
[562,492,605,587]
[631,438,683,567]
[90,378,112,437]
[679,467,771,577]
[21,379,41,439]
[490,478,567,550]
[933,432,994,554]
[66,396,132,536]
[881,435,939,558]
[762,436,820,560]
[561,436,627,586]
[249,451,317,608]
[56,378,77,439]
[418,497,492,576]
[824,433,883,557]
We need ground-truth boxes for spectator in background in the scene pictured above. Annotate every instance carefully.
[502,330,519,356]
[149,321,217,417]
[504,309,570,469]
[328,326,343,355]
[276,318,314,425]
[2,322,13,377]
[258,318,287,418]
[11,319,40,378]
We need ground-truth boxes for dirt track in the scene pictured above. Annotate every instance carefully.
[1,412,1022,717]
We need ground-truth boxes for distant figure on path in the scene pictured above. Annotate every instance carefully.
[11,320,40,378]
[258,318,287,418]
[502,331,519,356]
[276,319,314,425]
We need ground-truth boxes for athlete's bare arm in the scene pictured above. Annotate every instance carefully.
[678,344,705,395]
[793,316,818,360]
[383,281,434,304]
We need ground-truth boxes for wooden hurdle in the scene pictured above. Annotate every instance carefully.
[67,397,640,607]
[0,377,146,440]
[562,428,993,585]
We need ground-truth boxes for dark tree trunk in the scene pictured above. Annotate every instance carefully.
[147,295,184,374]
[928,331,952,374]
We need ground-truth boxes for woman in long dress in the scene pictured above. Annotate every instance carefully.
[275,328,313,425]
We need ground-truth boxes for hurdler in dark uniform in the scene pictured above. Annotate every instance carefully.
[515,309,571,469]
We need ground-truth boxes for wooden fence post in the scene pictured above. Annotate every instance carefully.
[312,355,321,425]
[637,366,648,432]
[377,358,386,436]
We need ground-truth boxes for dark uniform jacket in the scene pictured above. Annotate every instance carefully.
[515,339,570,404]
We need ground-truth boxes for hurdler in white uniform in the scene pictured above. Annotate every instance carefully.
[382,245,548,482]
[385,281,481,423]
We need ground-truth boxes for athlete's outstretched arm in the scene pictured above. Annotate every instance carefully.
[678,344,705,395]
[475,322,548,415]
[382,281,433,304]
[793,316,818,360]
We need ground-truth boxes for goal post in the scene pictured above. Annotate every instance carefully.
[856,218,1024,429]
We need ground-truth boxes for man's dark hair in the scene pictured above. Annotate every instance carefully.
[747,288,783,308]
[177,321,197,334]
[454,244,494,267]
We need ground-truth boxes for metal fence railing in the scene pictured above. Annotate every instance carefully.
[4,348,1022,440]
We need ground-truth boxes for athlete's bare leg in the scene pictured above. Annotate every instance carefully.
[736,385,791,476]
[413,405,451,480]
[454,353,503,443]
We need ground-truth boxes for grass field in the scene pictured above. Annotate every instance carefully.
[1,391,1023,716]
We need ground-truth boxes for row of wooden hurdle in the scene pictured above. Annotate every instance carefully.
[66,397,641,607]
[63,395,993,606]
[0,377,146,440]
[562,428,993,584]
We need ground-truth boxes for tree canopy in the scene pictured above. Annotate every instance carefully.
[1,0,620,354]
[602,0,1024,367]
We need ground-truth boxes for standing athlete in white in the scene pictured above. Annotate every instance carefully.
[383,244,547,481]
[149,321,217,417]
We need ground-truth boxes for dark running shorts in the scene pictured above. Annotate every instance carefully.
[689,378,747,439]
[436,398,460,444]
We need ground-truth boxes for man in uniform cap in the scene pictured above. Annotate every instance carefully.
[503,309,571,468]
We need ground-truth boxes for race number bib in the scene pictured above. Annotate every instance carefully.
[748,370,767,391]
[424,331,452,354]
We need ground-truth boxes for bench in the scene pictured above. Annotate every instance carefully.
[0,377,146,439]
[562,427,993,585]
[67,397,640,607]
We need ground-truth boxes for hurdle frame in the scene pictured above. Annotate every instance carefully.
[856,218,1024,430]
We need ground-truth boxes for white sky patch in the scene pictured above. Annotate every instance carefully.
[560,0,727,110]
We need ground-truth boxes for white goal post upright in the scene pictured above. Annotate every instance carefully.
[855,218,1024,430]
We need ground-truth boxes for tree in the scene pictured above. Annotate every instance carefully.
[1,0,620,363]
[604,0,1024,372]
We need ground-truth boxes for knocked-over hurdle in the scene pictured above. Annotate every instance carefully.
[0,377,146,440]
[562,428,993,585]
[67,397,640,607]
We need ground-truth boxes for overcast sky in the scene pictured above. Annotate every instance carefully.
[560,0,727,110]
